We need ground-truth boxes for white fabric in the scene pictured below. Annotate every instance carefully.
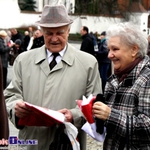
[82,122,105,142]
[27,37,34,50]
[64,122,80,150]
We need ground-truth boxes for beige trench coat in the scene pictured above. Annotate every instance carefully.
[4,43,102,150]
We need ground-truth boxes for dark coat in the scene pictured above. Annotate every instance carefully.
[95,38,110,64]
[11,31,24,43]
[0,37,11,68]
[80,34,95,56]
[147,42,150,58]
[0,58,9,140]
[31,36,44,49]
[23,35,30,51]
[9,45,24,66]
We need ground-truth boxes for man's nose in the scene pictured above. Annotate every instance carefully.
[51,35,58,41]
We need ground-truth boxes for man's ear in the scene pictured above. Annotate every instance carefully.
[132,45,139,57]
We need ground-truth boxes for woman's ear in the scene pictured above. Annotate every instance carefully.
[131,45,139,57]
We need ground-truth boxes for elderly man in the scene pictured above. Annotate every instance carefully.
[4,4,101,150]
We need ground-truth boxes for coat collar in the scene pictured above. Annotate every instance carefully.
[108,55,150,88]
[34,43,75,66]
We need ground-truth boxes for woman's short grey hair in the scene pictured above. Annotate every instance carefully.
[106,22,148,57]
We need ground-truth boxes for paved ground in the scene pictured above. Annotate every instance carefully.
[7,41,103,150]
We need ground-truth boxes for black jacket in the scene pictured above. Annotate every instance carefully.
[11,31,24,43]
[95,38,110,64]
[80,34,95,56]
[31,36,44,49]
[0,37,11,68]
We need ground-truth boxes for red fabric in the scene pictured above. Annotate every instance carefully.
[18,102,65,126]
[77,96,96,124]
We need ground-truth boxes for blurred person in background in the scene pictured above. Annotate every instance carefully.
[23,31,30,51]
[9,39,24,66]
[147,35,150,58]
[0,30,14,89]
[80,26,95,56]
[28,26,34,37]
[31,29,44,49]
[10,28,23,43]
[95,31,111,93]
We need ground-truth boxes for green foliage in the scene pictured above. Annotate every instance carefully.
[68,33,82,41]
[75,0,142,20]
[18,0,37,11]
[75,0,118,15]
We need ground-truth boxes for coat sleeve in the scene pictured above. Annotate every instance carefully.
[70,58,102,128]
[4,57,24,129]
[0,38,10,54]
[105,74,150,143]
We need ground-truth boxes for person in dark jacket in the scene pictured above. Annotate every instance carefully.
[23,31,30,51]
[80,26,95,56]
[0,57,9,146]
[9,39,24,66]
[95,31,111,93]
[147,35,150,58]
[31,29,44,49]
[10,28,24,43]
[0,30,14,89]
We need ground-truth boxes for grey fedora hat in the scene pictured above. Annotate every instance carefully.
[35,4,73,27]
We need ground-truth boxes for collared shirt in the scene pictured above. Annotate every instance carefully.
[46,46,66,64]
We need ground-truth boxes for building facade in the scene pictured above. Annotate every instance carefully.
[1,0,150,35]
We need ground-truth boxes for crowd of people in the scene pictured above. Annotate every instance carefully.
[0,26,45,90]
[1,3,150,150]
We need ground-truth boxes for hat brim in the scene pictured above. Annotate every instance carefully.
[35,20,73,28]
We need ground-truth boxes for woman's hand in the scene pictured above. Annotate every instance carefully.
[93,102,111,121]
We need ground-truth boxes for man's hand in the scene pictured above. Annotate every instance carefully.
[15,101,32,118]
[59,108,73,122]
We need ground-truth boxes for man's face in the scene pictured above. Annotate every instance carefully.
[10,29,17,35]
[35,30,43,38]
[80,27,85,36]
[28,27,33,32]
[100,35,105,40]
[42,25,70,53]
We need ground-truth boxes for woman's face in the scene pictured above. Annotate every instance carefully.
[108,36,138,71]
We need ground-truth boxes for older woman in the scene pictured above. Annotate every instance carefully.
[93,22,150,149]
